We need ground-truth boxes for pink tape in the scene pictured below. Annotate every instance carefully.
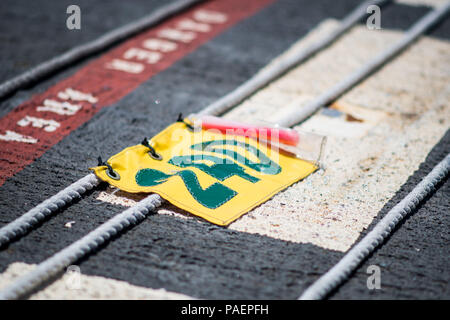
[199,115,299,146]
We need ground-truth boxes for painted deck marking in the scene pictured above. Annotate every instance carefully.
[0,0,275,186]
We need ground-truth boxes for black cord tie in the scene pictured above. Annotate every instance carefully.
[141,138,162,160]
[177,113,194,130]
[97,156,120,180]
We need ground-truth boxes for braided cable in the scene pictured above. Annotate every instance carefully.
[0,0,205,247]
[0,173,100,248]
[0,0,204,100]
[0,194,163,300]
[299,154,450,300]
[277,1,450,127]
[3,0,447,300]
[0,0,381,249]
[198,0,391,117]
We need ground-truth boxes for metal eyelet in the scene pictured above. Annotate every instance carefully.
[141,137,162,161]
[149,151,163,161]
[97,156,120,180]
[106,168,121,180]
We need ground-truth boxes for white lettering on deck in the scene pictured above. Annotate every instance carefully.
[105,59,145,74]
[142,38,178,52]
[123,48,162,64]
[104,9,228,74]
[157,28,196,43]
[58,88,98,104]
[1,88,97,144]
[194,9,228,24]
[37,99,82,116]
[177,19,211,32]
[0,130,38,144]
[17,116,60,132]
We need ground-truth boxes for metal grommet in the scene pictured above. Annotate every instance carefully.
[97,156,120,180]
[148,151,163,161]
[106,168,121,180]
[141,137,163,161]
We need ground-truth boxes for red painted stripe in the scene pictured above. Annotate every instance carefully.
[0,0,275,186]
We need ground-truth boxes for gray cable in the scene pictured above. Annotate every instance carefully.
[0,0,204,100]
[0,0,202,246]
[299,153,450,300]
[0,194,163,300]
[277,1,450,127]
[3,154,447,300]
[0,173,100,248]
[5,0,446,300]
[0,0,380,249]
[198,0,391,117]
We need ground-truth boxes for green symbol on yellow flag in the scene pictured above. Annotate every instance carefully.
[135,168,237,209]
[191,139,281,175]
[91,122,317,226]
[136,139,280,209]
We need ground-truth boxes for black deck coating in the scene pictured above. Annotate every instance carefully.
[331,130,449,300]
[0,0,448,299]
[0,0,180,83]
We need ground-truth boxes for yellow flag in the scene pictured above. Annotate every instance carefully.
[91,122,317,226]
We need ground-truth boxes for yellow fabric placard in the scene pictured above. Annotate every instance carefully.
[91,122,317,226]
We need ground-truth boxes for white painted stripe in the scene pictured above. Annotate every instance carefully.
[225,21,450,251]
[95,20,450,252]
[396,0,448,8]
[96,187,194,220]
[0,262,196,300]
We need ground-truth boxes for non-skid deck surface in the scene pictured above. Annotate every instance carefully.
[0,0,448,299]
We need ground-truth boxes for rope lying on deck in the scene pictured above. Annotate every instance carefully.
[197,0,390,117]
[0,0,204,100]
[0,0,381,251]
[0,194,163,300]
[277,1,450,127]
[0,174,100,248]
[2,1,448,300]
[299,153,450,300]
